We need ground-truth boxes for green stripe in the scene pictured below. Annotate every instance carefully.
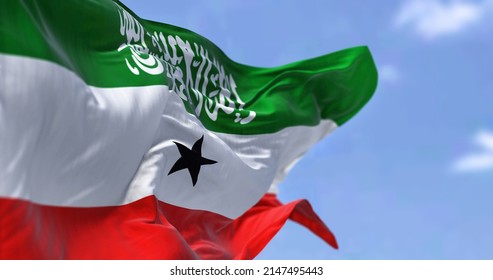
[0,0,378,135]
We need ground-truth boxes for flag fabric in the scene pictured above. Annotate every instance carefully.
[0,0,378,259]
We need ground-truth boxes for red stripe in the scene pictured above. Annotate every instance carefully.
[0,194,337,259]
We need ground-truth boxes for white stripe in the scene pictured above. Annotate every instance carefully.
[0,54,337,218]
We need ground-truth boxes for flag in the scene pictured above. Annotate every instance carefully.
[0,0,378,259]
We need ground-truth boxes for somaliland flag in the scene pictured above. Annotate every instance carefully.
[0,0,377,259]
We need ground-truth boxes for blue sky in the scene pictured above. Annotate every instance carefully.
[120,0,493,259]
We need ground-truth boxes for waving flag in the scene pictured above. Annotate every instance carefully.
[0,0,378,259]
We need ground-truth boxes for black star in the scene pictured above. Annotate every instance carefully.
[168,135,217,186]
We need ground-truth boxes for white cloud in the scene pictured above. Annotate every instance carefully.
[379,64,400,84]
[454,153,493,172]
[453,130,493,173]
[475,130,493,150]
[395,0,489,39]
